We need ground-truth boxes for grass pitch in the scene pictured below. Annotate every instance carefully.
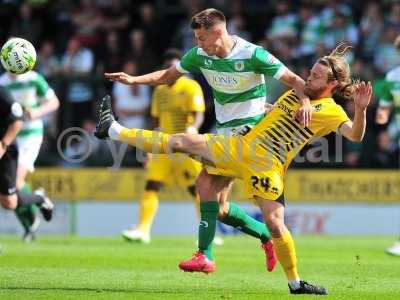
[0,235,399,299]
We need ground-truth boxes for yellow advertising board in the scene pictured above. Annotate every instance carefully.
[27,168,400,203]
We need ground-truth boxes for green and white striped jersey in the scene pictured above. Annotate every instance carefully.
[379,66,400,132]
[0,71,54,137]
[175,36,287,129]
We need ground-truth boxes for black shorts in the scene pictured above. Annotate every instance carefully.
[0,144,18,195]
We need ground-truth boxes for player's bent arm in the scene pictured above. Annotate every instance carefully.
[339,108,367,142]
[29,91,60,120]
[279,69,308,105]
[105,65,183,86]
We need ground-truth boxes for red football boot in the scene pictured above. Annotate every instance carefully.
[178,251,216,274]
[261,240,277,272]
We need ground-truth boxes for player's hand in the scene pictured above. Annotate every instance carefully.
[354,81,372,110]
[104,72,135,85]
[295,101,312,127]
[264,103,274,114]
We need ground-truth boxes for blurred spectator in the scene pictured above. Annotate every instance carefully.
[373,25,400,74]
[60,37,95,128]
[126,29,157,73]
[359,2,384,61]
[319,0,352,29]
[112,60,150,129]
[100,0,130,33]
[9,2,43,45]
[227,14,251,41]
[386,1,400,32]
[323,12,359,51]
[266,2,298,42]
[36,40,61,78]
[49,0,74,54]
[139,2,163,55]
[71,0,102,48]
[371,131,400,168]
[96,31,123,75]
[296,5,324,66]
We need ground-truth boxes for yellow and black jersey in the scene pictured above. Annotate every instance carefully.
[244,89,350,170]
[151,76,205,134]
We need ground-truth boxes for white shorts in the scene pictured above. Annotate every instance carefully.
[16,135,43,172]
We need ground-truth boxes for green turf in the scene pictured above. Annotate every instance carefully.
[0,235,399,299]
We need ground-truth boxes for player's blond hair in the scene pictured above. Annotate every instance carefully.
[318,43,357,100]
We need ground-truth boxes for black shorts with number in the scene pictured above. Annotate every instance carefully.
[0,144,18,195]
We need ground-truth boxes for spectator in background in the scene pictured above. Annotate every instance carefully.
[227,14,251,41]
[266,1,297,42]
[100,0,130,33]
[296,4,324,66]
[112,60,150,129]
[359,2,384,61]
[371,131,399,168]
[61,37,94,128]
[386,1,400,32]
[36,40,61,79]
[139,2,163,55]
[127,29,157,73]
[373,25,400,75]
[97,31,124,78]
[319,0,352,29]
[323,12,358,51]
[9,2,43,46]
[71,0,102,48]
[49,0,74,54]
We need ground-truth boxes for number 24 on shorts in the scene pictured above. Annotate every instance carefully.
[251,175,279,195]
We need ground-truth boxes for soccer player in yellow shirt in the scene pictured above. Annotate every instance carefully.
[121,49,206,243]
[95,44,372,295]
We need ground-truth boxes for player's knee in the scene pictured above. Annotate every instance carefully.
[0,194,17,210]
[265,215,285,237]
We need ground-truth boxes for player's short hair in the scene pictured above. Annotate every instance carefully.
[318,44,357,101]
[162,48,182,62]
[190,8,226,30]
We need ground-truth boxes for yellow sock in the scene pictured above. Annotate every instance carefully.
[272,231,300,281]
[137,190,159,233]
[119,128,170,154]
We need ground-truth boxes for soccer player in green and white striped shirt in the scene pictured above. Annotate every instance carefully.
[376,35,400,256]
[105,8,311,275]
[0,70,59,241]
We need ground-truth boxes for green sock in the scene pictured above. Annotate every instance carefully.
[198,201,219,261]
[220,202,271,243]
[15,205,32,231]
[15,183,38,230]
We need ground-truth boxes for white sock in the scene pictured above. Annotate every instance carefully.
[288,279,301,290]
[108,121,125,140]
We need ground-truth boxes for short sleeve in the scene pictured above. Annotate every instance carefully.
[0,87,23,122]
[328,105,351,134]
[34,73,50,97]
[186,80,205,112]
[176,47,201,74]
[251,47,287,79]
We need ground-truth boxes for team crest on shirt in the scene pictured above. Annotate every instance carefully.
[313,104,322,112]
[204,59,212,68]
[234,60,244,71]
